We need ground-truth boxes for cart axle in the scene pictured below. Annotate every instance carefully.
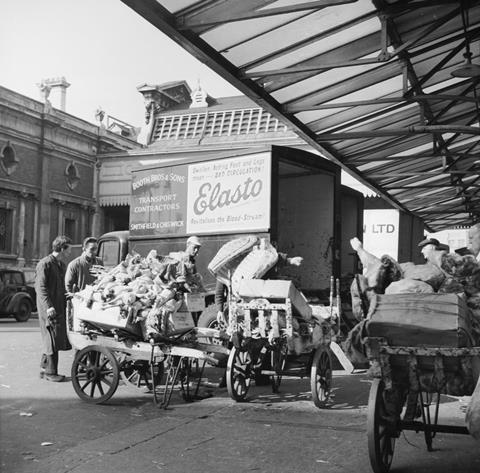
[400,421,469,435]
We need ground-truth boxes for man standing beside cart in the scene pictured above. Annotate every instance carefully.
[65,236,103,295]
[65,236,103,330]
[36,235,72,382]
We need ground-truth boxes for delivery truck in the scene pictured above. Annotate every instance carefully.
[96,145,363,329]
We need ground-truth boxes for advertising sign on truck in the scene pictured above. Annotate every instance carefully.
[187,152,271,234]
[130,153,271,238]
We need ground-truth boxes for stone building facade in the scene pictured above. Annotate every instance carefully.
[0,84,141,269]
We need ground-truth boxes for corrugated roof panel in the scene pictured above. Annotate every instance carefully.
[271,63,380,104]
[204,13,309,57]
[244,15,380,73]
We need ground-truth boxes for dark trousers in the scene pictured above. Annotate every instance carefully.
[40,352,58,375]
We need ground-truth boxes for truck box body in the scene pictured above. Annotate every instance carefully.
[99,146,360,295]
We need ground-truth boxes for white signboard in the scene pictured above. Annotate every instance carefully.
[186,153,271,234]
[363,209,399,259]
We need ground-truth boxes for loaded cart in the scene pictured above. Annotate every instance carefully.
[225,276,352,407]
[68,295,229,409]
[363,293,480,473]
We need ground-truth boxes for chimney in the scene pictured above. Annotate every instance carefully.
[38,77,70,111]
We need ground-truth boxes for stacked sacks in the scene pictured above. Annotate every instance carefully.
[208,236,280,295]
[385,262,446,294]
[208,235,259,285]
[400,262,445,291]
[385,279,434,294]
[231,239,278,295]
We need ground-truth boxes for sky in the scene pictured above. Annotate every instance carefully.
[0,0,240,132]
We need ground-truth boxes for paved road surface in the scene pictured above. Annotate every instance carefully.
[1,319,479,473]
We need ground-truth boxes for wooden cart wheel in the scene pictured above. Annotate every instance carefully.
[367,379,396,473]
[120,359,164,392]
[71,346,119,404]
[226,347,253,402]
[310,346,332,408]
[271,343,287,394]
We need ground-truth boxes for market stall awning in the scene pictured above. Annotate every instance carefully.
[122,0,480,231]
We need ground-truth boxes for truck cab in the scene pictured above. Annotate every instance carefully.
[97,231,129,268]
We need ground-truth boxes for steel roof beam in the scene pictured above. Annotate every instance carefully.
[175,0,357,29]
[286,94,478,113]
[285,61,400,109]
[385,1,479,14]
[316,125,480,140]
[386,6,460,61]
[343,134,432,162]
[239,12,377,73]
[244,57,389,79]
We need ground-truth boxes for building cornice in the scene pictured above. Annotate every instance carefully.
[49,190,95,207]
[0,178,39,198]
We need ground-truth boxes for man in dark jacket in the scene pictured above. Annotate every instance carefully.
[36,235,72,382]
[65,236,102,294]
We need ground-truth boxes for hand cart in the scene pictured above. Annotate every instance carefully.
[68,298,229,409]
[225,277,349,408]
[364,336,480,473]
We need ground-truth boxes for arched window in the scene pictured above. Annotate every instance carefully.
[0,142,19,175]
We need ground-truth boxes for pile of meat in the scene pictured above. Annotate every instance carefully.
[73,251,203,338]
[349,237,480,342]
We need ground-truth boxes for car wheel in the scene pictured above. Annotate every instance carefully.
[15,299,32,322]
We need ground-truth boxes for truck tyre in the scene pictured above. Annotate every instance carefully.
[197,304,229,368]
[15,299,32,322]
[197,304,219,331]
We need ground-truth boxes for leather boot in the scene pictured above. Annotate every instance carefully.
[44,373,65,382]
[40,354,47,378]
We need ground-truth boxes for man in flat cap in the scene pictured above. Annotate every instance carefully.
[418,237,448,267]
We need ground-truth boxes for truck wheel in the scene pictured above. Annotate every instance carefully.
[197,305,220,335]
[197,304,229,368]
[15,299,32,322]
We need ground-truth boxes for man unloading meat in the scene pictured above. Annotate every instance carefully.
[144,236,205,336]
[177,236,204,293]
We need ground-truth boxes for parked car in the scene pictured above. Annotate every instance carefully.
[0,269,36,322]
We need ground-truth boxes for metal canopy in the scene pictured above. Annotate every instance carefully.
[122,0,480,231]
